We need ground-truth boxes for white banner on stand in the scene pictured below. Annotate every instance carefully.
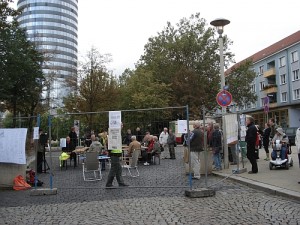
[0,128,27,164]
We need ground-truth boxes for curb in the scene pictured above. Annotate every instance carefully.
[213,172,300,202]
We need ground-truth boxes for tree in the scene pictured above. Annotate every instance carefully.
[225,59,257,106]
[64,47,119,129]
[137,13,255,117]
[0,21,44,127]
[0,0,20,30]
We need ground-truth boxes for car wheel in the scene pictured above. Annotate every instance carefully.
[269,163,273,170]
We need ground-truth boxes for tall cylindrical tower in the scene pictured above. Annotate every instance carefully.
[17,0,78,106]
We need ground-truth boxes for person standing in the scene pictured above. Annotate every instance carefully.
[262,123,271,161]
[190,121,204,179]
[127,135,141,168]
[167,129,176,159]
[295,127,300,184]
[159,127,169,159]
[211,123,222,170]
[62,136,77,167]
[135,127,143,142]
[105,148,129,188]
[245,116,258,174]
[269,118,277,139]
[69,127,78,148]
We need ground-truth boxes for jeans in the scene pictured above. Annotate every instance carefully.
[213,153,221,169]
[271,147,286,160]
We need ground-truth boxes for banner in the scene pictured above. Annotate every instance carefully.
[0,128,27,164]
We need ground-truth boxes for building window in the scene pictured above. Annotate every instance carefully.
[261,98,265,107]
[291,51,299,63]
[259,81,265,90]
[294,89,300,100]
[250,83,256,93]
[281,92,287,102]
[251,102,256,108]
[279,56,286,67]
[280,74,286,85]
[292,69,299,81]
[259,65,264,75]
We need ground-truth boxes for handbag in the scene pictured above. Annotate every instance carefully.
[160,145,164,152]
[174,143,177,147]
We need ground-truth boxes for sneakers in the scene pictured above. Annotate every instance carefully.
[105,184,113,188]
[192,176,200,180]
[144,162,150,166]
[264,158,270,161]
[119,183,129,187]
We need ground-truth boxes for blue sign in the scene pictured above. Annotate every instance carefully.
[216,90,232,107]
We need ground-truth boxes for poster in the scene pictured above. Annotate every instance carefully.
[0,128,27,164]
[109,111,121,128]
[108,128,122,150]
[178,120,188,133]
[60,138,66,148]
[225,114,238,144]
[33,127,39,140]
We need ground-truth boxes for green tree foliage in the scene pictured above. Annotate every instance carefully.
[225,59,257,106]
[0,20,44,127]
[64,47,119,129]
[119,67,171,110]
[134,13,255,116]
[0,0,20,29]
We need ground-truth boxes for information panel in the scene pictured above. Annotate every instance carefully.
[225,114,238,144]
[0,128,27,164]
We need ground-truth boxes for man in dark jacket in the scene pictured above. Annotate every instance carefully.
[189,121,204,179]
[245,116,258,174]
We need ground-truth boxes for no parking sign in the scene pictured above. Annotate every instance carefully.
[216,90,232,107]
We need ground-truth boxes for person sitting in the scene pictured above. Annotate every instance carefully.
[271,127,289,160]
[62,136,77,167]
[127,136,141,156]
[144,135,154,165]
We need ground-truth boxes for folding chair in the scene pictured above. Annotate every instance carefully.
[122,149,140,177]
[82,151,102,181]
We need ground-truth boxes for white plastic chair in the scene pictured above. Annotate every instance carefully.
[82,151,102,181]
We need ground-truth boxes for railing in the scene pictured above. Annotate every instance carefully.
[263,67,276,78]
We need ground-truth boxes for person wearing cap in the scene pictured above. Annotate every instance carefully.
[271,127,289,160]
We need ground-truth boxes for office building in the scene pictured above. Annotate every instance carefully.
[17,0,78,107]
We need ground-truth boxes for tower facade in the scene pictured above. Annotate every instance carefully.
[17,0,78,107]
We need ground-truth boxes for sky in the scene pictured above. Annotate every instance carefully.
[76,0,300,76]
[12,0,300,76]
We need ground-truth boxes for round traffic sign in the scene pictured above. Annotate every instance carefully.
[216,90,232,107]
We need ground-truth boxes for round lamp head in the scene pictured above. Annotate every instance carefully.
[210,18,230,35]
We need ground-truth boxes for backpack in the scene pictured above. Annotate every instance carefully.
[13,175,31,191]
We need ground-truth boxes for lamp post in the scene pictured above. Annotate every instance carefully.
[210,18,230,169]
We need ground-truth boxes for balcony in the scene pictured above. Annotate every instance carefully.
[263,84,278,94]
[263,68,276,78]
[269,102,277,108]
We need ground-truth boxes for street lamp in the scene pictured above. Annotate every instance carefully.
[210,18,230,169]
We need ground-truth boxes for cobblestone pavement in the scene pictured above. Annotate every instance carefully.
[1,147,300,225]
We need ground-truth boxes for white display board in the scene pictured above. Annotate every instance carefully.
[109,111,121,128]
[0,128,27,164]
[178,120,188,134]
[225,114,238,144]
[108,128,122,150]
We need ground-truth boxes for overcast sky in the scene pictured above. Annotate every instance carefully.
[77,0,300,76]
[13,0,300,76]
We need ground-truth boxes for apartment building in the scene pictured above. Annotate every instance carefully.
[236,31,300,128]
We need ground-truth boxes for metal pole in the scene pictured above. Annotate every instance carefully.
[219,35,229,169]
[203,107,208,187]
[186,105,192,190]
[48,115,53,189]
